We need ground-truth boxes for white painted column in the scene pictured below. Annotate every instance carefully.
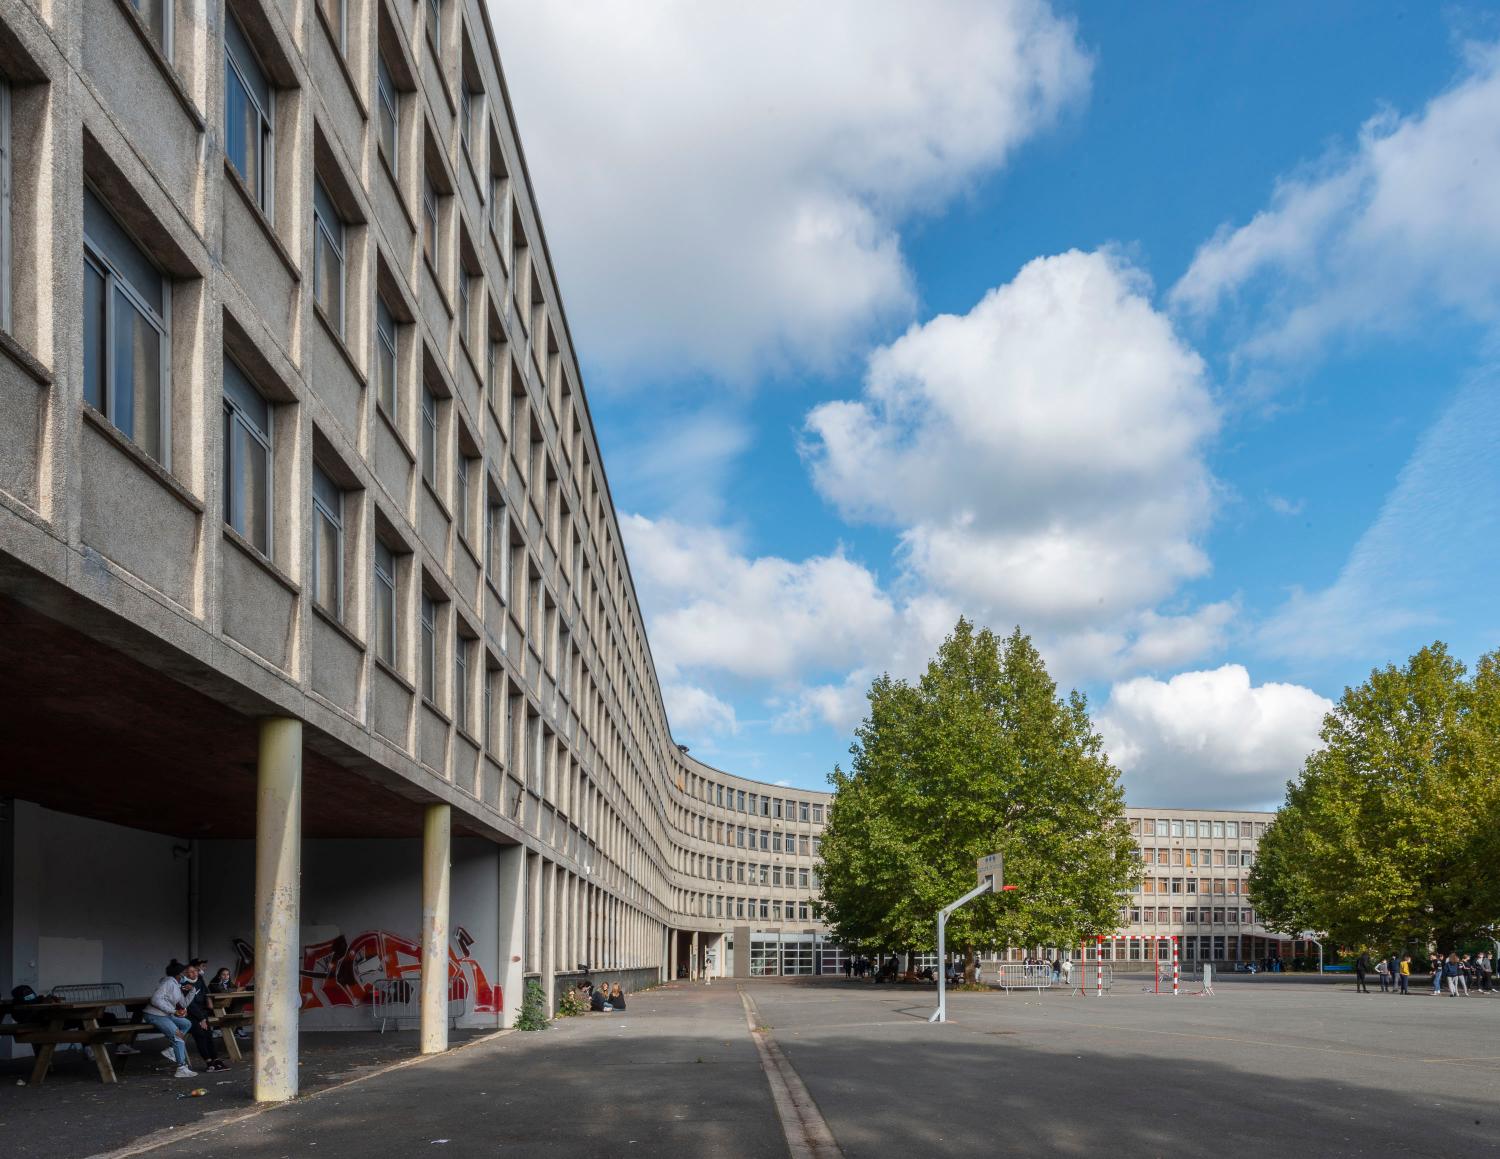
[420,803,451,1055]
[541,861,557,1012]
[495,844,527,1028]
[667,925,677,981]
[691,931,700,981]
[254,718,302,1103]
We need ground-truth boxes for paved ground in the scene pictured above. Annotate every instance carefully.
[3,978,1497,1157]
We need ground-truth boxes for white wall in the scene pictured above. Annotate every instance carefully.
[197,837,505,1030]
[1,801,191,1058]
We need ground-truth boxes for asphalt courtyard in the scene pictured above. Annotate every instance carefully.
[35,978,1500,1157]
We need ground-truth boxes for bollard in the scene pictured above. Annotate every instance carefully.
[1172,937,1179,997]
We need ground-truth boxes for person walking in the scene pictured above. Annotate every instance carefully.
[1446,953,1468,997]
[1355,951,1372,994]
[1398,954,1411,994]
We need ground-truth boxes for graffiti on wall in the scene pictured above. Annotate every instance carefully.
[231,924,500,1013]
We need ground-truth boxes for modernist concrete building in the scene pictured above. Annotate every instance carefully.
[1108,807,1296,966]
[0,0,833,1100]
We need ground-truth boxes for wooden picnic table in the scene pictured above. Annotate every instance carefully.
[204,989,254,1062]
[4,998,152,1085]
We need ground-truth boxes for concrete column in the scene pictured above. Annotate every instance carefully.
[541,860,557,1012]
[495,844,526,1028]
[690,931,700,980]
[420,803,451,1055]
[667,926,677,980]
[254,717,302,1103]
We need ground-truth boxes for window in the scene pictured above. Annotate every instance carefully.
[490,168,509,253]
[376,295,398,415]
[374,541,396,665]
[132,0,171,54]
[1184,820,1197,838]
[420,592,437,700]
[318,0,345,53]
[225,9,274,217]
[1226,821,1239,839]
[312,178,345,332]
[426,0,441,48]
[460,84,474,161]
[312,464,343,618]
[1211,821,1225,839]
[1170,819,1183,837]
[376,55,399,173]
[84,190,169,463]
[222,358,271,552]
[485,497,508,599]
[422,172,438,263]
[0,82,9,333]
[459,266,478,349]
[800,801,810,823]
[454,630,470,731]
[420,386,437,485]
[455,452,471,539]
[811,804,823,824]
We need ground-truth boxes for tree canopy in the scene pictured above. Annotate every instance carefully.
[815,619,1138,957]
[1248,643,1500,952]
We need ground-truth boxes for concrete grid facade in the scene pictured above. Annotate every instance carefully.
[0,0,832,1095]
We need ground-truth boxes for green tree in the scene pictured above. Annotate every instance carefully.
[1249,643,1500,952]
[816,619,1138,968]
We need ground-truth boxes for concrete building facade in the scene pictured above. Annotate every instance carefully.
[0,0,832,1098]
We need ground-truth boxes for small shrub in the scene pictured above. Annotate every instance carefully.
[514,980,550,1031]
[557,987,587,1017]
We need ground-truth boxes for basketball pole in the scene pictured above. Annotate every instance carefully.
[930,854,1014,1024]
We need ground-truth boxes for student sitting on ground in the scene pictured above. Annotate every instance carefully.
[609,983,626,1011]
[590,985,608,1012]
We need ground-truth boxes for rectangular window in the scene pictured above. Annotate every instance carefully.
[426,0,441,47]
[1226,821,1239,838]
[460,85,473,159]
[225,9,274,217]
[377,55,398,173]
[376,295,397,416]
[132,0,171,55]
[420,386,438,485]
[221,357,271,553]
[0,82,10,332]
[318,0,345,53]
[455,453,470,539]
[1170,819,1183,837]
[454,631,469,731]
[1142,819,1155,836]
[312,463,343,618]
[420,592,437,700]
[1211,821,1225,838]
[313,178,345,332]
[84,190,169,464]
[422,173,438,263]
[374,541,396,665]
[799,801,810,823]
[459,270,474,348]
[737,790,746,812]
[811,804,823,824]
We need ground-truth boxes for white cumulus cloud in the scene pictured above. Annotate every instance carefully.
[804,248,1220,629]
[1171,42,1500,362]
[1097,665,1333,809]
[491,0,1091,380]
[662,683,739,737]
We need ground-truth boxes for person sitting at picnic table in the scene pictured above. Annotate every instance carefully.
[609,983,626,1011]
[179,961,227,1072]
[208,966,235,993]
[144,959,198,1078]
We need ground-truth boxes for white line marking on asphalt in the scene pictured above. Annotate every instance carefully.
[739,987,843,1159]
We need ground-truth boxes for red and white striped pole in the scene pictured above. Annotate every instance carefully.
[1172,937,1180,997]
[1095,935,1103,997]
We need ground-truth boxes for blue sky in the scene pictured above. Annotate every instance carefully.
[491,2,1500,807]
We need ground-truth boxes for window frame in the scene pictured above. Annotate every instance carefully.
[376,54,399,176]
[455,451,470,540]
[453,629,469,732]
[312,177,346,334]
[375,294,398,417]
[374,540,397,666]
[422,172,438,263]
[311,462,345,620]
[420,591,437,702]
[222,356,273,554]
[420,385,438,486]
[83,187,172,467]
[224,8,276,220]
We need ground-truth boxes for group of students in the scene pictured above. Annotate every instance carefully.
[142,957,238,1079]
[1354,951,1496,996]
[571,980,628,1012]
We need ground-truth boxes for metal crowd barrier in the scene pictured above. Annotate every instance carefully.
[371,976,469,1032]
[993,963,1060,991]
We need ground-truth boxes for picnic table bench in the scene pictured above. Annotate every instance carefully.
[0,990,254,1083]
